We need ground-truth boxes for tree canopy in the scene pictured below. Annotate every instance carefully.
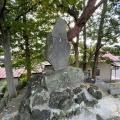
[0,0,120,98]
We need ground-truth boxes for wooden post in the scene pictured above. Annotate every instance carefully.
[115,66,116,78]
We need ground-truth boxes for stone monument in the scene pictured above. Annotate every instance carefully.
[44,17,70,71]
[11,17,106,120]
[44,17,84,91]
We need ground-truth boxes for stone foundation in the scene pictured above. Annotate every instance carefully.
[11,66,106,120]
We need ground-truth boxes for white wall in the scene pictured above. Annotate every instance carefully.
[87,63,111,81]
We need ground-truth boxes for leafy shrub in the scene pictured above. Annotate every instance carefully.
[16,74,27,90]
[16,82,22,90]
[0,80,7,93]
[0,86,6,93]
[20,73,28,82]
[16,81,27,90]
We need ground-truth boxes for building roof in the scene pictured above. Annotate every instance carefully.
[32,67,42,73]
[13,68,25,78]
[112,61,120,67]
[0,61,51,79]
[0,68,25,79]
[103,53,119,61]
[32,61,50,73]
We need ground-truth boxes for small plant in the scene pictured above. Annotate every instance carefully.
[16,74,27,90]
[16,81,27,90]
[0,80,7,93]
[0,97,8,112]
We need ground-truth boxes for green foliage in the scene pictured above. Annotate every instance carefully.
[20,73,28,83]
[0,98,7,112]
[0,99,6,107]
[103,45,120,59]
[16,74,27,90]
[0,80,7,93]
[79,0,120,68]
[69,55,75,66]
[1,0,84,72]
[1,0,119,78]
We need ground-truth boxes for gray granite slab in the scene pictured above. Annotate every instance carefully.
[44,17,70,71]
[44,66,84,91]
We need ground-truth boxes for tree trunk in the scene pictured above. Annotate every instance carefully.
[83,25,87,71]
[92,0,107,80]
[24,33,31,80]
[82,0,87,71]
[23,3,31,80]
[0,0,17,99]
[67,0,107,41]
[73,35,79,67]
[1,29,17,99]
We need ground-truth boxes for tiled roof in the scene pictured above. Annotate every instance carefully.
[0,61,51,79]
[103,53,119,61]
[0,68,25,79]
[0,68,6,78]
[32,62,50,73]
[13,68,25,78]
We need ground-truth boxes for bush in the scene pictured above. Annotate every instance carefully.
[16,74,27,90]
[16,82,22,90]
[0,80,7,93]
[16,81,27,90]
[0,86,6,93]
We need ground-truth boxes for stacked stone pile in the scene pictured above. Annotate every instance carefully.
[12,72,100,120]
[1,68,120,120]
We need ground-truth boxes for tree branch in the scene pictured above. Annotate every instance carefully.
[88,39,108,63]
[95,0,107,9]
[15,4,37,21]
[67,0,107,41]
[14,2,29,9]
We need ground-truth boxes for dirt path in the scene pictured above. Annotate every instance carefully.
[0,87,27,120]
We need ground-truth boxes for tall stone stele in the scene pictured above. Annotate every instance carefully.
[44,17,70,71]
